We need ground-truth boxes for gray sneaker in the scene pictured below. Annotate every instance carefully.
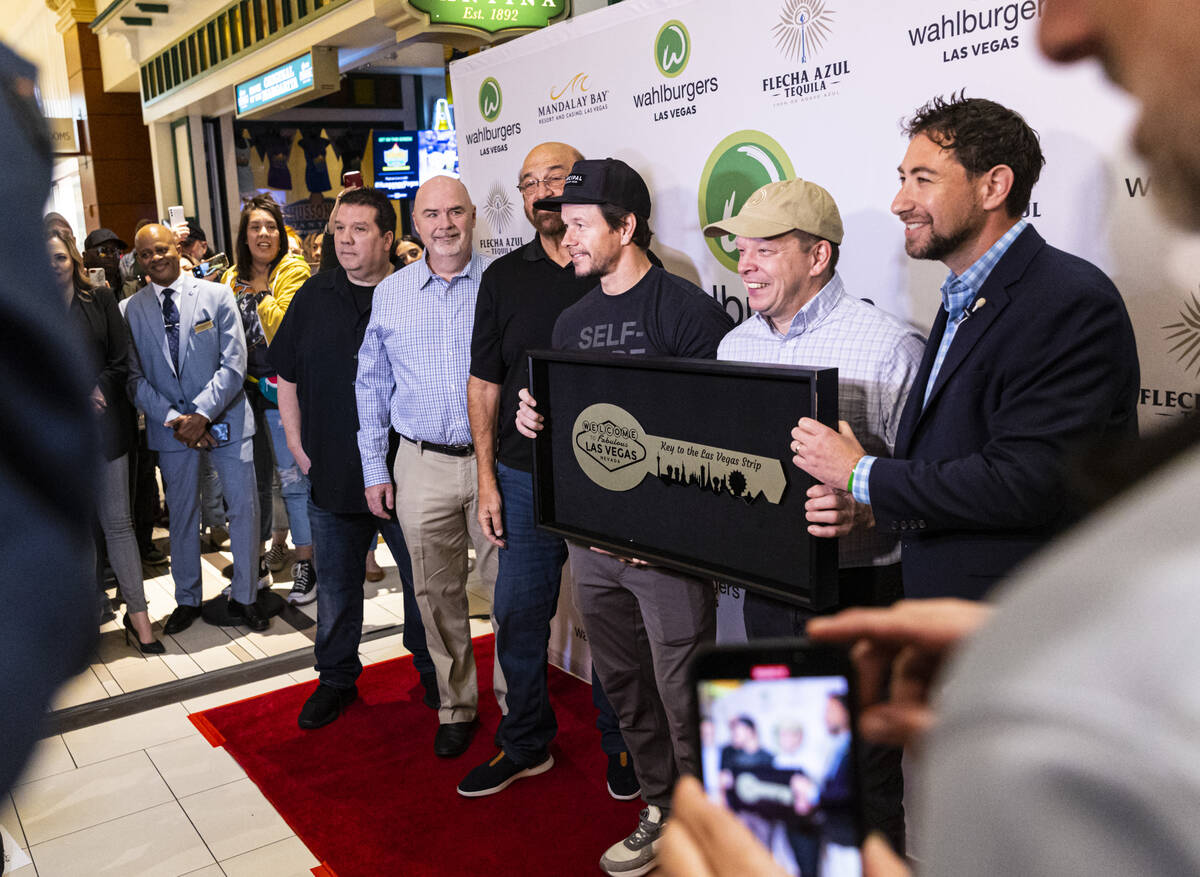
[288,559,317,605]
[599,805,664,876]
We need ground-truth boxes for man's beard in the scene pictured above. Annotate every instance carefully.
[530,208,565,239]
[905,223,976,262]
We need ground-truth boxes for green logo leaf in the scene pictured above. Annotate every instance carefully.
[654,20,690,78]
[698,130,796,272]
[479,77,503,123]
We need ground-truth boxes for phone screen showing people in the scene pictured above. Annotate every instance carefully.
[696,668,863,877]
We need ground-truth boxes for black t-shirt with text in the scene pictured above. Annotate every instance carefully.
[552,264,733,357]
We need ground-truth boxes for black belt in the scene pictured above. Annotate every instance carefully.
[401,435,474,457]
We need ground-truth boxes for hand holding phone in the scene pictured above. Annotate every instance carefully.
[167,205,186,229]
[691,641,865,877]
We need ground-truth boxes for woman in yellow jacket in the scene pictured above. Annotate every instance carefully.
[220,195,317,605]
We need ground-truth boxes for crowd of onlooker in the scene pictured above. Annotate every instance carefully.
[46,195,425,651]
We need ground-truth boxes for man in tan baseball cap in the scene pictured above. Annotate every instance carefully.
[703,178,845,332]
[707,176,925,852]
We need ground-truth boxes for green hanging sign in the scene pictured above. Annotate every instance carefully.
[407,0,570,34]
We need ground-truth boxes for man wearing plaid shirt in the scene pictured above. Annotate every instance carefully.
[356,175,502,760]
[705,177,923,852]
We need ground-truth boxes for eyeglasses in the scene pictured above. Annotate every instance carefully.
[516,174,568,195]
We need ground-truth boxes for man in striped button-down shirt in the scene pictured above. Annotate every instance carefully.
[706,177,923,853]
[356,175,503,761]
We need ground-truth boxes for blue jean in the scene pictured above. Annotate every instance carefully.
[264,407,311,547]
[494,464,626,765]
[307,499,432,689]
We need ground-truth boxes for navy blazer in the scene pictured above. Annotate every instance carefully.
[869,226,1139,600]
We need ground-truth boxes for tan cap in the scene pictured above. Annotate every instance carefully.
[703,178,844,244]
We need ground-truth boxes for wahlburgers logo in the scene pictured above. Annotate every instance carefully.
[479,77,502,122]
[655,20,690,77]
[699,131,796,271]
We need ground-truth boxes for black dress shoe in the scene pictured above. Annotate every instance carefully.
[298,683,358,729]
[141,546,168,566]
[434,720,477,758]
[228,598,270,631]
[162,604,202,635]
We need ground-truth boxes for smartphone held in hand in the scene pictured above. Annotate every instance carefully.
[192,252,229,278]
[691,641,865,877]
[167,205,186,228]
[342,170,363,189]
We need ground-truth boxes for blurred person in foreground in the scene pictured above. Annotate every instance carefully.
[661,2,1200,873]
[0,40,97,808]
[49,229,161,653]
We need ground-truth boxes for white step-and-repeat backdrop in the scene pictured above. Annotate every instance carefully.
[450,0,1200,678]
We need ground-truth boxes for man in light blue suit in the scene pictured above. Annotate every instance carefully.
[125,224,268,633]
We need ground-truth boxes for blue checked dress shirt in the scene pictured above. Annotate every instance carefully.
[718,273,925,568]
[852,220,1027,506]
[356,252,493,488]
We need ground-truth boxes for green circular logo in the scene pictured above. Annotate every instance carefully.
[654,20,690,78]
[479,77,502,123]
[698,130,796,272]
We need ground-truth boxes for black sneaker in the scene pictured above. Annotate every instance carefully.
[288,559,317,605]
[298,683,357,729]
[457,750,554,798]
[607,751,641,800]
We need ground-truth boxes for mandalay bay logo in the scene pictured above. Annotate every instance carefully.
[773,0,835,63]
[698,131,796,272]
[654,20,691,77]
[478,77,503,123]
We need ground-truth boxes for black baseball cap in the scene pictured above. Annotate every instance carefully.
[83,228,128,251]
[533,158,652,219]
[185,221,207,242]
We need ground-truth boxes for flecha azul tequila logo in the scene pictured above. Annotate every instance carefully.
[1164,290,1200,377]
[773,0,833,63]
[465,77,521,156]
[572,403,787,503]
[763,0,850,104]
[633,19,718,122]
[478,183,525,255]
[698,131,796,273]
[538,72,609,125]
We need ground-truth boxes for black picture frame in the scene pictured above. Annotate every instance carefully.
[528,350,840,609]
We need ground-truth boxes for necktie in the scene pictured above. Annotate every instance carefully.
[162,288,180,372]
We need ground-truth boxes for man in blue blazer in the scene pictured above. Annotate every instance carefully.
[126,224,268,632]
[792,95,1140,601]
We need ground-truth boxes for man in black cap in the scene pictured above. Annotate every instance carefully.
[83,228,127,291]
[514,158,733,877]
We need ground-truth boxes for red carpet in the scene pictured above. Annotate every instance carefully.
[191,636,642,876]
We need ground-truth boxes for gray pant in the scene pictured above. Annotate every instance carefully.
[568,545,716,809]
[98,453,148,613]
[159,438,260,606]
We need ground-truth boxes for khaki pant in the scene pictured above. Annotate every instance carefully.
[393,439,503,723]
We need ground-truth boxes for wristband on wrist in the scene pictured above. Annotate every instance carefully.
[847,470,854,494]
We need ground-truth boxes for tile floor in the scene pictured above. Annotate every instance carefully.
[72,539,488,711]
[2,620,496,876]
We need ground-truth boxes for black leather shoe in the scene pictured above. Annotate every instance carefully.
[420,672,441,710]
[162,604,202,635]
[434,720,477,758]
[228,598,270,631]
[298,683,358,730]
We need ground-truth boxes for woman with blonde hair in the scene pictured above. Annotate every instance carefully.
[220,195,317,604]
